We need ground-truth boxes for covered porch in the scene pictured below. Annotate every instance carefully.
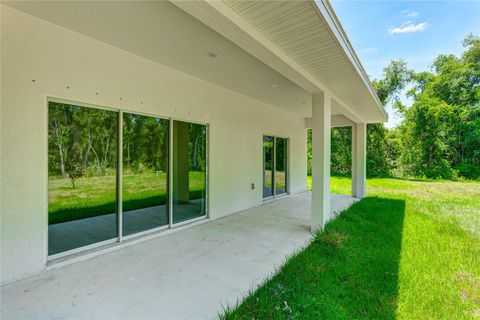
[1,192,357,319]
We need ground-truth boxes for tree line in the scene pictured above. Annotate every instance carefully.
[48,104,206,188]
[308,34,480,180]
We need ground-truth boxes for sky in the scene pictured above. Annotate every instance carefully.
[330,1,480,128]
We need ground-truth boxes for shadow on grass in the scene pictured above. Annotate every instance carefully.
[221,197,405,319]
[49,190,205,224]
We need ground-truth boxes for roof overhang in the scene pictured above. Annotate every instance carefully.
[4,0,387,123]
[171,0,388,123]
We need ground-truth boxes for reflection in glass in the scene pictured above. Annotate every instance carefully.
[122,113,169,236]
[275,137,288,195]
[172,121,207,223]
[263,136,274,198]
[48,102,117,255]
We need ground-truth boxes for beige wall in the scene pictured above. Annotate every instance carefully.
[0,6,307,285]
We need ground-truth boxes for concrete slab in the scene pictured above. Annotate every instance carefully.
[1,192,358,320]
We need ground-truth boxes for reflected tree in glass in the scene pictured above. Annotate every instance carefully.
[122,113,169,236]
[48,102,117,255]
[263,136,274,198]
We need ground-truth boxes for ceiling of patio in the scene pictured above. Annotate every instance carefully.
[4,0,385,121]
[4,0,320,116]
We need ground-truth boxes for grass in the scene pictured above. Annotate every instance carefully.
[48,171,205,224]
[221,176,480,319]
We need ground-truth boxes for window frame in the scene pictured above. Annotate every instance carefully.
[46,97,209,261]
[262,134,289,200]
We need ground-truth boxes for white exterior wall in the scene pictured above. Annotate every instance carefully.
[0,7,307,285]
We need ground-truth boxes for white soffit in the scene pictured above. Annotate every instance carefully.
[172,0,388,123]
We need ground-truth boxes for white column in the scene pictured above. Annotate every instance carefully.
[352,123,366,198]
[351,124,357,197]
[311,92,331,232]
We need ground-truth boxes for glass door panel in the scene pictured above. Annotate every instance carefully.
[122,113,169,236]
[275,137,288,195]
[263,136,274,198]
[48,102,118,255]
[172,120,207,224]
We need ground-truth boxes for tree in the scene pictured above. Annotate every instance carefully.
[398,97,456,178]
[365,60,413,176]
[372,59,413,111]
[65,143,84,188]
[398,34,480,178]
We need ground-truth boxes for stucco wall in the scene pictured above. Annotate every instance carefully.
[0,6,307,285]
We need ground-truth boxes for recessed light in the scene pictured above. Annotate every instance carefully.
[272,84,278,88]
[207,52,218,58]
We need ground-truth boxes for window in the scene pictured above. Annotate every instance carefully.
[262,135,288,199]
[48,100,208,257]
[263,136,274,198]
[48,102,118,255]
[122,113,170,236]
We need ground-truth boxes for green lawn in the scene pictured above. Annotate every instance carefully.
[222,176,480,319]
[48,171,205,224]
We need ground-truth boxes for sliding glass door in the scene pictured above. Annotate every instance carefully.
[48,100,208,257]
[262,135,288,199]
[172,121,207,223]
[263,136,274,198]
[48,102,118,255]
[122,113,169,236]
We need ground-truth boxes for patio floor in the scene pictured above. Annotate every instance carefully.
[1,192,358,320]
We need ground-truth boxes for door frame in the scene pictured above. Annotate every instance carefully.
[262,134,289,200]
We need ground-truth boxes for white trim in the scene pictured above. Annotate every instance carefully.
[168,118,174,229]
[45,97,50,261]
[205,124,210,219]
[117,110,123,241]
[273,136,277,198]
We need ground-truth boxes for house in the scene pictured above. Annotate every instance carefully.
[0,0,387,306]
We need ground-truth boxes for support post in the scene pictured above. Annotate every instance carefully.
[352,123,366,198]
[311,92,331,232]
[351,124,357,197]
[173,121,190,203]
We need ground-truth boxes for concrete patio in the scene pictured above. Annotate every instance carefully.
[1,192,358,320]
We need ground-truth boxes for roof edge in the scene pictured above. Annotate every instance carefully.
[312,0,388,122]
